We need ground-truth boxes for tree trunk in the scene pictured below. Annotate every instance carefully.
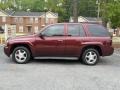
[73,0,78,23]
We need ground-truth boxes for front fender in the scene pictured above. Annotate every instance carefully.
[9,41,36,57]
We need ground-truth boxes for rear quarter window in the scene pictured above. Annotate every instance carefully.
[88,24,110,37]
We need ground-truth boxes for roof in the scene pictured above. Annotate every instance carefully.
[70,16,102,23]
[13,11,45,16]
[0,10,58,17]
[4,10,15,15]
[85,17,102,22]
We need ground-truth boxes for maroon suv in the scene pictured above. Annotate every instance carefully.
[4,23,114,65]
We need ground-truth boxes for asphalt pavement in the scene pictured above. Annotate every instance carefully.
[0,45,120,90]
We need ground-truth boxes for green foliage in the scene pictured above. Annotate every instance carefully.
[78,0,97,17]
[0,0,13,10]
[0,0,120,27]
[0,0,98,22]
[100,0,120,28]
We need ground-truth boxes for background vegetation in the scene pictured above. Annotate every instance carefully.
[0,0,120,28]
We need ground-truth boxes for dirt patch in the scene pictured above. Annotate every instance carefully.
[113,43,120,48]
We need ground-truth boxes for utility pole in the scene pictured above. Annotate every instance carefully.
[44,0,48,26]
[96,0,100,20]
[73,0,78,23]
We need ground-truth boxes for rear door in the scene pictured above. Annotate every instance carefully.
[65,23,86,57]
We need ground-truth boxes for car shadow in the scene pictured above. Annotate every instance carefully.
[29,56,120,66]
[30,59,82,65]
[4,55,120,67]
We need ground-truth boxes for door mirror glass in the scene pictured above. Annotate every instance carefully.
[39,33,45,39]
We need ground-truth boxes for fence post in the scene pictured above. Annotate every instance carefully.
[4,24,8,41]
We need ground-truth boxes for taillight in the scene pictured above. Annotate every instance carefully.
[110,39,112,46]
[103,39,112,46]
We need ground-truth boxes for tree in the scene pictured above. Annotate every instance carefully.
[100,0,120,28]
[0,0,13,10]
[78,0,97,17]
[73,0,78,22]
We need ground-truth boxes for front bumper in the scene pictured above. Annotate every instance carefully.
[4,45,11,57]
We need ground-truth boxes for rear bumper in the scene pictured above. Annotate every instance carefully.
[4,45,11,57]
[102,46,114,56]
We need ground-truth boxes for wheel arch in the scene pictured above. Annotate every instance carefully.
[81,45,103,57]
[10,43,33,57]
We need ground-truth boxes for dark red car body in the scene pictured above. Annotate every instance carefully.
[4,23,114,59]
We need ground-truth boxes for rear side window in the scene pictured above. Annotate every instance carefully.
[88,24,110,37]
[67,24,85,37]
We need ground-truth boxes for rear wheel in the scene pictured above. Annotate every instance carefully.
[12,46,31,64]
[82,48,99,65]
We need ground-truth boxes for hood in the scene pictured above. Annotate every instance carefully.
[8,34,36,41]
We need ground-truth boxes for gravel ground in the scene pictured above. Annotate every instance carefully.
[114,48,120,56]
[0,46,120,90]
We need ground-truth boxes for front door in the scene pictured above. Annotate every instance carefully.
[35,24,66,57]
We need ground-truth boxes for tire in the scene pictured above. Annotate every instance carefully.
[12,46,31,64]
[82,48,99,65]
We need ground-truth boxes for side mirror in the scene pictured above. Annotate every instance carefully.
[39,33,45,39]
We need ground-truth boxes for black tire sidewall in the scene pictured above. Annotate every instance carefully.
[82,48,100,65]
[12,46,31,64]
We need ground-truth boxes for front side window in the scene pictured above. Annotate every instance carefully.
[67,24,85,37]
[42,24,64,36]
[88,24,110,37]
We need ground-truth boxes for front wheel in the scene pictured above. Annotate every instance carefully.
[82,48,100,65]
[12,46,31,64]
